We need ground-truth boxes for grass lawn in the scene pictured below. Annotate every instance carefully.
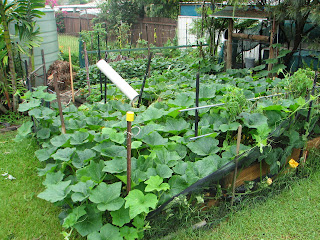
[58,34,79,56]
[170,166,320,240]
[0,131,63,240]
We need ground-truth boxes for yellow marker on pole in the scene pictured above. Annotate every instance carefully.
[126,111,134,193]
[126,111,134,122]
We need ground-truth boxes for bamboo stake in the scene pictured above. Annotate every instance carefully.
[231,125,242,207]
[53,72,66,134]
[68,47,75,103]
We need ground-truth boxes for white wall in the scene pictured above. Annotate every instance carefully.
[177,16,200,46]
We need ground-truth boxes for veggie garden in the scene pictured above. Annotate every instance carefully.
[15,45,320,239]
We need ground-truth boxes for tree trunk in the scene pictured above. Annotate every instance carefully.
[0,2,18,112]
[283,13,310,68]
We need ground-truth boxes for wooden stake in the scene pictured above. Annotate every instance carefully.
[68,47,75,103]
[231,125,242,207]
[53,73,66,134]
[126,111,134,193]
[83,41,91,95]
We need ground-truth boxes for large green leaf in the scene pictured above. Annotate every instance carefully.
[156,164,173,179]
[102,128,125,144]
[193,156,219,178]
[120,226,139,240]
[110,206,131,227]
[72,149,96,169]
[142,131,168,146]
[76,160,105,182]
[239,112,268,129]
[63,205,86,228]
[167,93,194,107]
[18,99,41,112]
[43,171,64,186]
[51,148,76,161]
[89,182,124,211]
[160,117,190,134]
[103,157,127,174]
[87,224,123,240]
[168,175,189,196]
[50,134,71,147]
[70,131,89,145]
[125,189,158,219]
[93,143,126,158]
[145,175,170,192]
[16,121,33,137]
[74,206,103,237]
[70,180,95,202]
[37,180,71,203]
[141,106,167,121]
[35,147,56,162]
[187,137,219,156]
[36,128,51,139]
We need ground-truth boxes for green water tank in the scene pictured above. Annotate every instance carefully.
[32,5,60,86]
[9,5,59,86]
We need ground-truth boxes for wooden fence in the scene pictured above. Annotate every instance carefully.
[131,17,177,47]
[63,13,96,36]
[62,14,177,47]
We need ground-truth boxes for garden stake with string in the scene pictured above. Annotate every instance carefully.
[41,49,50,108]
[83,41,91,96]
[231,125,242,207]
[126,111,134,193]
[137,52,153,108]
[195,73,200,137]
[68,47,75,103]
[53,72,66,134]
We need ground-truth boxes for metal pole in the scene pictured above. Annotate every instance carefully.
[24,60,31,91]
[179,93,285,112]
[41,49,47,87]
[231,125,242,207]
[83,41,91,95]
[104,53,108,104]
[195,73,200,137]
[126,111,134,193]
[137,52,153,108]
[53,72,66,134]
[68,47,75,103]
[98,32,103,101]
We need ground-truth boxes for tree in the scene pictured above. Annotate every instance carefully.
[273,0,320,66]
[0,0,45,112]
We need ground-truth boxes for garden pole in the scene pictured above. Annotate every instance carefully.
[98,33,103,101]
[53,72,66,134]
[104,52,108,104]
[126,111,134,193]
[83,41,91,95]
[137,52,153,108]
[68,47,75,103]
[24,60,31,92]
[231,125,242,207]
[195,73,200,137]
[41,49,47,87]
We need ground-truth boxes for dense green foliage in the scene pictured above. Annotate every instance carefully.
[15,57,320,239]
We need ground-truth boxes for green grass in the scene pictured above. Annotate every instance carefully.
[165,165,320,239]
[58,34,79,56]
[0,131,63,239]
